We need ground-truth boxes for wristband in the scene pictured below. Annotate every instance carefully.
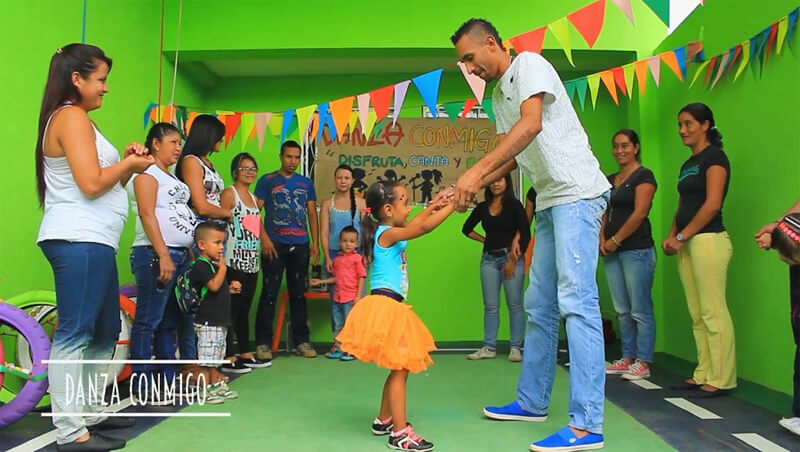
[611,236,622,247]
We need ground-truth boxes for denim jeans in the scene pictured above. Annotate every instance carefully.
[40,240,121,444]
[129,246,191,382]
[255,242,310,346]
[479,252,524,349]
[603,247,656,362]
[331,300,354,339]
[516,194,608,434]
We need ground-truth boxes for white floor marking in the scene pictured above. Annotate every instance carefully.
[732,433,790,452]
[630,379,662,390]
[664,397,722,419]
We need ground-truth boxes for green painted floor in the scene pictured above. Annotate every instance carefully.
[125,354,674,451]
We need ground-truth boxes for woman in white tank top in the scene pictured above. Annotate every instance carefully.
[128,123,198,387]
[35,44,152,450]
[175,114,232,225]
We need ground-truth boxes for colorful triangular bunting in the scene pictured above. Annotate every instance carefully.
[568,0,606,48]
[413,69,444,118]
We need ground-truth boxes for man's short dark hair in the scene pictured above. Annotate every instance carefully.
[280,140,301,155]
[194,221,226,243]
[450,18,505,50]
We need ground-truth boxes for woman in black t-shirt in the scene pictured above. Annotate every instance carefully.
[601,129,657,381]
[462,173,530,362]
[663,103,736,396]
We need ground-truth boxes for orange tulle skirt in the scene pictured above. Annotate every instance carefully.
[336,295,436,373]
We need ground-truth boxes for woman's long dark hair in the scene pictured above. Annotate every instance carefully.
[36,44,113,206]
[335,164,357,225]
[230,152,258,182]
[679,102,723,149]
[613,129,642,162]
[360,181,400,263]
[145,122,181,155]
[483,173,516,209]
[175,114,225,181]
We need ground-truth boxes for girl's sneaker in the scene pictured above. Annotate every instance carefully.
[326,349,344,359]
[605,359,630,374]
[622,360,651,381]
[340,352,355,361]
[388,425,433,451]
[371,417,393,435]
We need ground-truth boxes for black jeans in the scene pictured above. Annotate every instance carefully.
[791,265,800,416]
[226,269,259,356]
[255,243,310,346]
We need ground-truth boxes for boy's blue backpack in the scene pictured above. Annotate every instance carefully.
[174,257,215,315]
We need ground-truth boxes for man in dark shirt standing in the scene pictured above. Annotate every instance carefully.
[254,140,320,359]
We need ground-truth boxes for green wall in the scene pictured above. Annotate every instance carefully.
[0,0,204,296]
[640,0,800,395]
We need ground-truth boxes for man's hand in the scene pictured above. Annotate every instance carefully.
[310,243,320,265]
[229,281,242,294]
[453,167,481,212]
[262,237,278,260]
[756,233,772,250]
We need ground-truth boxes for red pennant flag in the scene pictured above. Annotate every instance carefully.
[567,0,607,48]
[728,44,743,73]
[460,98,479,120]
[509,27,547,54]
[611,67,627,96]
[599,71,619,105]
[765,22,779,64]
[369,85,393,122]
[224,113,242,146]
[703,56,718,86]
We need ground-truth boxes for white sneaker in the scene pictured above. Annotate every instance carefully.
[467,347,497,360]
[779,417,800,436]
[508,348,522,362]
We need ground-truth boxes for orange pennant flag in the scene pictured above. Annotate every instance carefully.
[599,71,619,105]
[633,60,649,95]
[567,0,607,48]
[509,27,547,54]
[329,96,355,142]
[660,51,684,81]
[186,112,198,135]
[309,113,320,144]
[703,56,718,87]
[611,67,627,96]
[224,113,242,146]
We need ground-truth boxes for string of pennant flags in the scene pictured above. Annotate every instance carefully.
[143,2,793,151]
[689,7,799,89]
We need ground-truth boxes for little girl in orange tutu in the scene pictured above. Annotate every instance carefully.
[336,180,453,452]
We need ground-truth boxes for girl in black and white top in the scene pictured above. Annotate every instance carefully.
[462,173,530,362]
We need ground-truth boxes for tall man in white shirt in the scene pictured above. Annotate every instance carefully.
[451,19,611,452]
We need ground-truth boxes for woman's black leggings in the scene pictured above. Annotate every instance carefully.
[226,269,259,356]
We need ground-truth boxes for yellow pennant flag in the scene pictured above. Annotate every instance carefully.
[239,113,255,150]
[777,17,788,55]
[690,60,711,87]
[295,104,318,145]
[267,113,283,137]
[363,110,378,140]
[622,64,636,99]
[548,17,574,67]
[734,40,750,82]
[349,111,360,136]
[587,74,601,109]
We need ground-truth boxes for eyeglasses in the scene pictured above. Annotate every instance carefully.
[238,167,258,173]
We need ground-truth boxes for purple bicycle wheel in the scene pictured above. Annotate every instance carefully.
[0,303,51,428]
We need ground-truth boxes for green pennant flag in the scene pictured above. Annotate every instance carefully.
[372,117,389,138]
[482,98,495,123]
[642,0,669,27]
[575,77,588,110]
[564,81,577,102]
[443,102,465,122]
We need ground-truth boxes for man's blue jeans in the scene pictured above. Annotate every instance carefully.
[516,194,608,434]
